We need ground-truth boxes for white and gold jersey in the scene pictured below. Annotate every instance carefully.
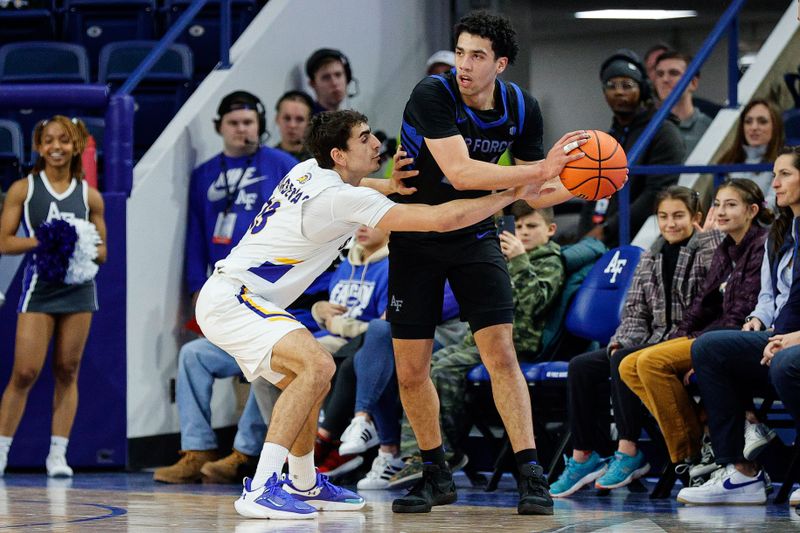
[214,158,395,308]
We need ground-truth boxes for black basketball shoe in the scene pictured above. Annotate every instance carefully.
[391,463,457,513]
[518,463,554,515]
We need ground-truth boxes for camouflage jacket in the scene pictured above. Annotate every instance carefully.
[463,239,565,355]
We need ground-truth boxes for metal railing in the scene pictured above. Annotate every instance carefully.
[118,0,233,96]
[618,0,760,245]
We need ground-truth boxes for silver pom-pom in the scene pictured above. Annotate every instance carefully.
[64,218,101,285]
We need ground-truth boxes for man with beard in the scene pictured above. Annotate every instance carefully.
[579,49,685,247]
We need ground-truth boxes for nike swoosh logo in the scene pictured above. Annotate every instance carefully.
[476,230,493,239]
[207,174,267,202]
[722,477,763,490]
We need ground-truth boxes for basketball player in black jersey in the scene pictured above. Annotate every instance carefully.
[389,11,589,515]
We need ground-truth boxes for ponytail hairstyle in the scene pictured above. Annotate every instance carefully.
[715,177,775,227]
[32,115,87,180]
[654,185,704,219]
[769,146,800,258]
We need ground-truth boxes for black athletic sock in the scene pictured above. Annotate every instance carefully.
[420,445,447,468]
[515,448,539,468]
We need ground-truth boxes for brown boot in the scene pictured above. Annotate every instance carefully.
[200,449,259,483]
[153,450,219,484]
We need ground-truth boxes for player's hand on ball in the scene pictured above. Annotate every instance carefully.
[389,146,419,196]
[543,131,590,179]
[499,231,525,260]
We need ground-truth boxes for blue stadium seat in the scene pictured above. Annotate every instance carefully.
[161,0,256,77]
[0,2,55,45]
[63,0,156,77]
[0,42,90,160]
[0,119,24,191]
[98,41,193,157]
[565,245,643,346]
[784,109,800,146]
[466,245,643,487]
[0,41,90,83]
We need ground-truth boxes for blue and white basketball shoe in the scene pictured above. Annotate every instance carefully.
[676,464,767,505]
[282,471,366,510]
[234,474,318,519]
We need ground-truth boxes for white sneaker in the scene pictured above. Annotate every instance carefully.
[357,451,405,490]
[676,464,767,505]
[46,454,73,478]
[791,487,800,506]
[0,449,7,477]
[339,415,379,455]
[743,421,775,460]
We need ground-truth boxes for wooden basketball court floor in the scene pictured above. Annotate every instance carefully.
[1,472,798,532]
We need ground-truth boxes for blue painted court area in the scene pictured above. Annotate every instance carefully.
[1,472,798,531]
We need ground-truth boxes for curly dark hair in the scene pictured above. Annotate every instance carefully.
[305,110,369,169]
[454,10,519,65]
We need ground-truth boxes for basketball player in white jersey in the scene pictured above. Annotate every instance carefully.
[195,110,582,519]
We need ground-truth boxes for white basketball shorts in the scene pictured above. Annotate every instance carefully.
[195,273,304,385]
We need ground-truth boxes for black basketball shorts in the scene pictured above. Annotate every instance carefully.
[387,231,514,339]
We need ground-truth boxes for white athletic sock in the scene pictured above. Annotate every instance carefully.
[49,436,68,458]
[288,450,317,491]
[251,442,289,488]
[0,436,11,474]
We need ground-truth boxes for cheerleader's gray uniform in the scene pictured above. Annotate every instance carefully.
[17,172,98,313]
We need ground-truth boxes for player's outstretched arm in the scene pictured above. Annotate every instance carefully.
[376,184,529,234]
[360,147,418,197]
[426,131,589,191]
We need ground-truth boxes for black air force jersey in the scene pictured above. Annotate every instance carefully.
[397,71,544,215]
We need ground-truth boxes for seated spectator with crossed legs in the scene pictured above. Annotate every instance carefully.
[683,147,800,506]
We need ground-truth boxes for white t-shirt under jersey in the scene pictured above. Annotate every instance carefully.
[215,158,395,308]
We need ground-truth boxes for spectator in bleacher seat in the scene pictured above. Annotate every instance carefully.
[0,115,107,477]
[684,147,800,506]
[391,202,565,489]
[311,225,389,354]
[305,48,353,115]
[153,91,296,484]
[643,42,670,86]
[313,283,466,483]
[551,186,720,498]
[619,178,771,481]
[653,51,712,157]
[762,150,800,508]
[717,99,784,207]
[425,50,456,76]
[274,90,314,162]
[579,49,685,247]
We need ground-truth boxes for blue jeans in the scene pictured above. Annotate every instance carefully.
[690,329,772,464]
[177,338,266,455]
[353,319,442,446]
[771,345,800,431]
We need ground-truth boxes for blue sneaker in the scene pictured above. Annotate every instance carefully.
[595,450,650,489]
[282,471,366,511]
[234,474,318,519]
[549,452,608,498]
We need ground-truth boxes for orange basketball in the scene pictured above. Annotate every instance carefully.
[560,130,627,201]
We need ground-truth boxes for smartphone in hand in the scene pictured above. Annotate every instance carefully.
[496,214,516,235]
